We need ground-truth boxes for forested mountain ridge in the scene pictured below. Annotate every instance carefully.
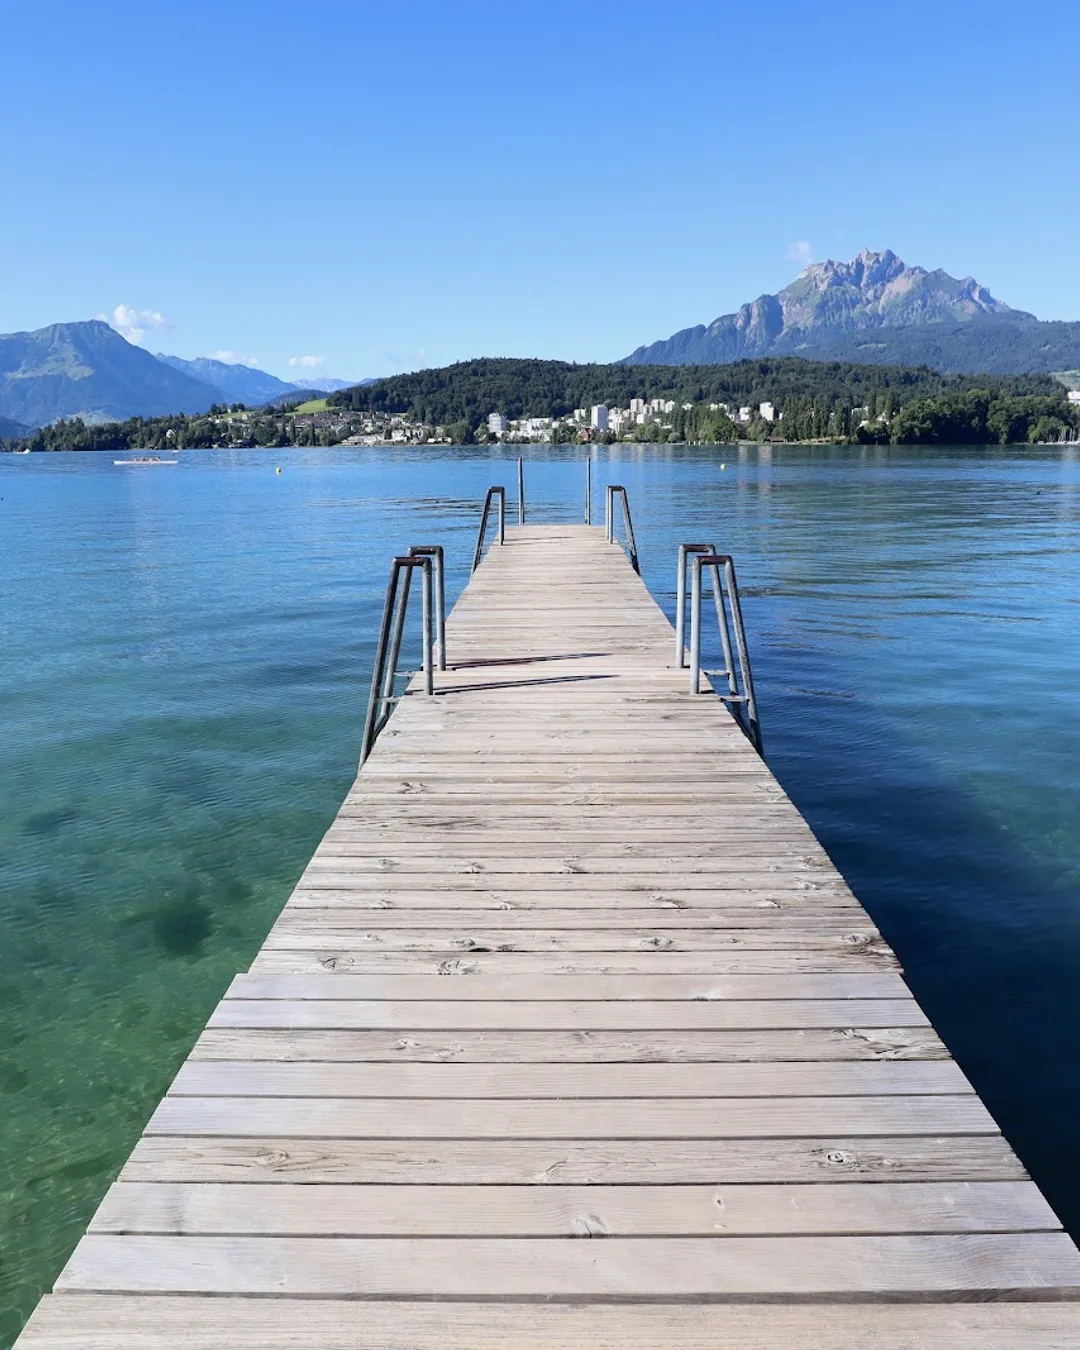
[622,250,1080,374]
[328,355,1062,427]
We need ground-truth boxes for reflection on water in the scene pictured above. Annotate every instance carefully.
[1,443,1079,1341]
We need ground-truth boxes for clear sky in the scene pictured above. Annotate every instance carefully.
[4,0,1078,380]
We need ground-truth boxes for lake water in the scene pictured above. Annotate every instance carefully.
[2,443,1079,1341]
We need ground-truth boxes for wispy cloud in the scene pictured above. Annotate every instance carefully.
[101,303,169,345]
[288,354,326,369]
[786,241,814,268]
[209,350,259,367]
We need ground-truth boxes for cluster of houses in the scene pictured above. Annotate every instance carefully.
[486,399,778,442]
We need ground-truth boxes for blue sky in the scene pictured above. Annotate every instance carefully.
[4,0,1078,380]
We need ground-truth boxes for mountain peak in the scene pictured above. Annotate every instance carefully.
[622,251,1033,369]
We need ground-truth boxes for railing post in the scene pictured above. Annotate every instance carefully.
[409,546,446,670]
[585,458,591,525]
[383,557,414,712]
[676,545,689,665]
[419,556,434,696]
[689,555,704,694]
[517,457,525,525]
[472,487,507,572]
[620,489,640,574]
[360,557,402,765]
[605,486,614,543]
[723,556,761,752]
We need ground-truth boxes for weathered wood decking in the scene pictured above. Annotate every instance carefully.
[18,524,1080,1346]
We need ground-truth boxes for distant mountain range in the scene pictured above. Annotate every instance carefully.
[0,320,363,429]
[622,249,1080,375]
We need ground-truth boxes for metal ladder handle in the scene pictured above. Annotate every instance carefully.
[471,486,506,573]
[408,545,446,671]
[517,457,525,526]
[718,554,761,753]
[675,543,715,667]
[360,554,436,766]
[585,458,591,525]
[688,552,763,756]
[605,485,640,574]
[360,556,405,765]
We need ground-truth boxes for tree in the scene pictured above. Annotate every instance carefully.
[446,419,475,445]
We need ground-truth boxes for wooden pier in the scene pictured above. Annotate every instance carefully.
[18,524,1080,1346]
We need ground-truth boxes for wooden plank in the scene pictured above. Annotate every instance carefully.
[170,1059,970,1098]
[120,1135,1028,1185]
[225,971,910,1000]
[247,950,901,974]
[20,1296,1080,1349]
[57,1233,1080,1297]
[278,906,863,925]
[284,889,861,910]
[208,998,928,1031]
[259,929,888,954]
[90,1180,1059,1237]
[191,1026,950,1063]
[145,1095,999,1138]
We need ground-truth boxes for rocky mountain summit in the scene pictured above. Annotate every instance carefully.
[620,250,1079,373]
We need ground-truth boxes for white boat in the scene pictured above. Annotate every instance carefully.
[113,456,178,465]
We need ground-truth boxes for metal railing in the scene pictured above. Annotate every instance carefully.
[676,543,762,754]
[517,457,525,525]
[360,546,446,764]
[471,486,506,572]
[585,458,592,525]
[604,485,640,573]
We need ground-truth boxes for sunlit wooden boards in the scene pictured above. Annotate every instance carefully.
[17,524,1080,1347]
[18,1298,1080,1350]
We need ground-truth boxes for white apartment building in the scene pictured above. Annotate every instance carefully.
[590,405,609,432]
[488,412,508,435]
[1068,391,1080,405]
[759,402,776,423]
[737,407,752,423]
[629,398,646,415]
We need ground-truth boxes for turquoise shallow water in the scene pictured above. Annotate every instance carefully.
[1,443,1079,1339]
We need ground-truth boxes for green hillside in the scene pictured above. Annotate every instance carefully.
[329,356,1063,428]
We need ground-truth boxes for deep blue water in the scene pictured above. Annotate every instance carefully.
[1,443,1079,1341]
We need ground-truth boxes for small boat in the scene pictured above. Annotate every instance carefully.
[113,456,178,465]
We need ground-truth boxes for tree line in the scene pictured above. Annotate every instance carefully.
[327,356,1065,432]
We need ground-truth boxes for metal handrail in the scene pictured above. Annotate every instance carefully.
[675,543,717,665]
[407,545,446,672]
[360,551,440,764]
[471,486,506,572]
[517,457,525,525]
[604,485,640,574]
[585,458,591,525]
[680,546,763,755]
